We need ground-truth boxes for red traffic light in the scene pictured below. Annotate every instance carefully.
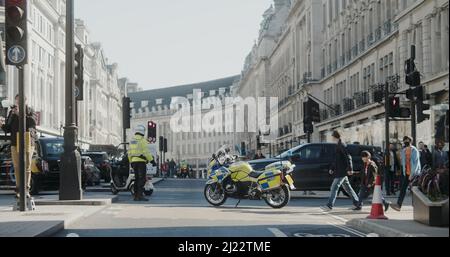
[6,6,25,22]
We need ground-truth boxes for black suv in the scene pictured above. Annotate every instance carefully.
[249,143,383,192]
[82,152,112,183]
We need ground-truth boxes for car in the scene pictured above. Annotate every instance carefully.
[248,143,384,193]
[82,152,112,183]
[31,137,65,194]
[31,137,99,194]
[81,156,101,189]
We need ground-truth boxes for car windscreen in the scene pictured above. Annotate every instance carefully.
[87,154,107,164]
[43,141,64,157]
[276,145,302,159]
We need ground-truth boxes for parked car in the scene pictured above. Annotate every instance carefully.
[31,137,99,194]
[82,152,111,183]
[81,156,101,189]
[248,143,383,193]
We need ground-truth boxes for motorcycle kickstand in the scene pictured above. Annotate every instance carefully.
[235,199,241,208]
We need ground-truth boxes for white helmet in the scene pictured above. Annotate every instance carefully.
[134,125,146,136]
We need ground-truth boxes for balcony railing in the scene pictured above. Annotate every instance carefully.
[384,20,392,35]
[340,55,345,67]
[321,109,329,121]
[375,26,382,41]
[343,98,355,112]
[352,45,359,58]
[367,33,374,46]
[359,39,365,52]
[330,104,341,117]
[354,91,370,107]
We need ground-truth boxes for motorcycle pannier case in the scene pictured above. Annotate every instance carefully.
[258,171,282,191]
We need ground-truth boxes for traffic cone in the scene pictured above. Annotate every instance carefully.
[367,175,388,220]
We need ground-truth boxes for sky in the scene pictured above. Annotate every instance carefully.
[76,0,273,90]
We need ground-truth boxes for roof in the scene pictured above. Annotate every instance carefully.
[129,75,240,110]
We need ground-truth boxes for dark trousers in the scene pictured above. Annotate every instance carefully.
[357,184,387,207]
[131,162,147,198]
[397,175,410,207]
[385,169,395,195]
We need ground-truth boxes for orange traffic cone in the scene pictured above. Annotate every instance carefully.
[367,175,388,220]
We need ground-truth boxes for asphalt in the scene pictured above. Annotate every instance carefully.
[54,179,369,237]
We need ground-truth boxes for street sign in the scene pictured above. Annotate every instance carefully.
[74,87,80,98]
[7,45,26,65]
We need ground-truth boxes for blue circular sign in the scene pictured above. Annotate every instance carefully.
[7,45,26,64]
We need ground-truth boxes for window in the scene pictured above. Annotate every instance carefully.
[297,145,322,161]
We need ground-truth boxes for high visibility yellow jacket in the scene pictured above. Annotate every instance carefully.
[128,134,154,163]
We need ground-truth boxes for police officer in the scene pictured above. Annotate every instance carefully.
[128,125,155,201]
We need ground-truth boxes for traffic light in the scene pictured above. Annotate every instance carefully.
[122,97,131,129]
[416,86,430,123]
[388,97,411,118]
[256,135,261,150]
[147,121,157,143]
[163,138,168,153]
[5,0,28,66]
[159,136,164,152]
[75,44,84,101]
[241,142,246,156]
[405,45,421,88]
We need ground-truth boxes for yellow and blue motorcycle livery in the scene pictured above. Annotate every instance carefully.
[204,146,296,209]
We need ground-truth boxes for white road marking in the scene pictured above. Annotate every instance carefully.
[66,233,80,237]
[327,222,367,237]
[268,228,288,237]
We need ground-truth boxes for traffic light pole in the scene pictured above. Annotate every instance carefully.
[384,82,391,170]
[60,0,82,201]
[411,100,417,146]
[18,66,26,211]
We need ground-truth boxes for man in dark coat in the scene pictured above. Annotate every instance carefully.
[322,131,360,211]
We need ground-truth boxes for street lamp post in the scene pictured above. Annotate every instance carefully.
[59,0,82,200]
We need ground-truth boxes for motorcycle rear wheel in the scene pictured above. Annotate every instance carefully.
[204,183,227,206]
[264,185,290,209]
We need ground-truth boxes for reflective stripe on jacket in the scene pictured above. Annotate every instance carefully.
[128,134,153,163]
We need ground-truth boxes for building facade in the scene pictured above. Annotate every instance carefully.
[129,76,240,174]
[0,0,127,148]
[238,0,449,155]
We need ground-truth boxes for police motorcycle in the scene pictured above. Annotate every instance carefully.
[204,145,296,209]
[110,143,155,197]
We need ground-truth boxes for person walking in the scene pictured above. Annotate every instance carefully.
[322,131,360,211]
[353,151,390,211]
[385,143,400,196]
[390,136,421,211]
[0,95,37,200]
[433,140,449,170]
[253,149,266,160]
[128,125,155,201]
[169,158,176,178]
[418,141,432,169]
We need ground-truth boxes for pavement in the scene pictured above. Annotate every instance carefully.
[0,178,164,237]
[1,177,448,237]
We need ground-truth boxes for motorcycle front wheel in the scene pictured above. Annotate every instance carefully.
[204,183,227,207]
[264,185,290,209]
